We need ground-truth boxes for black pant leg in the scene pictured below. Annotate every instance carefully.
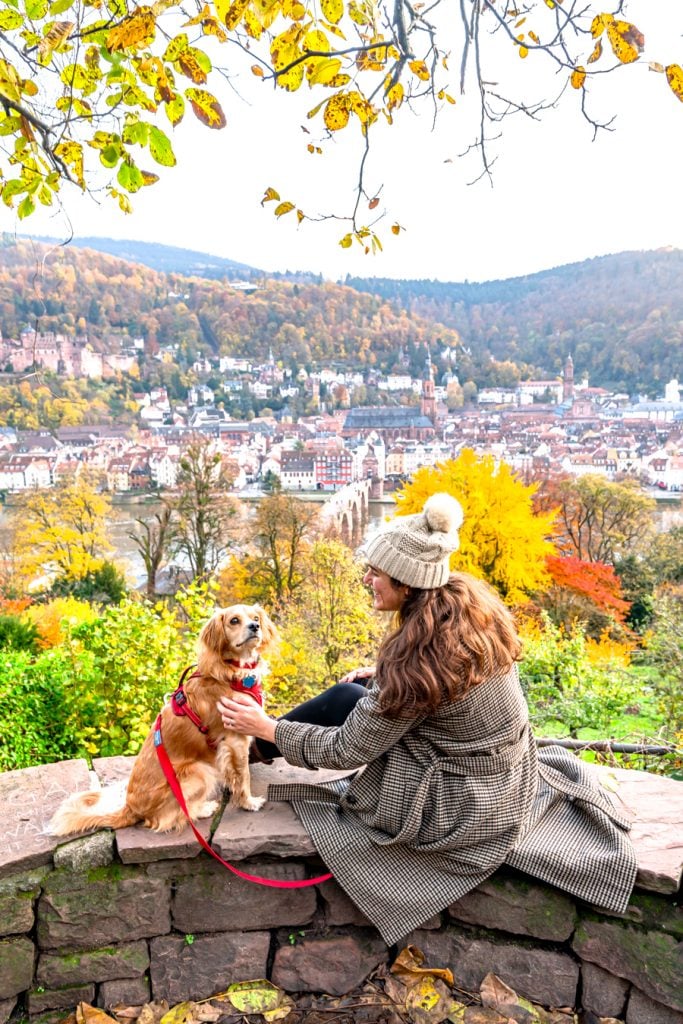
[256,682,368,760]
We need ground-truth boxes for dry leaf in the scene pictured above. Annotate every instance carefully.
[392,945,455,986]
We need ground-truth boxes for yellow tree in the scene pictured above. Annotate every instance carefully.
[394,449,557,603]
[0,2,677,247]
[13,470,113,584]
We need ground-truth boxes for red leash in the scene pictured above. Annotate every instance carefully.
[154,714,333,888]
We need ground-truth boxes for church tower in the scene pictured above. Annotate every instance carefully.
[421,347,436,423]
[563,354,574,403]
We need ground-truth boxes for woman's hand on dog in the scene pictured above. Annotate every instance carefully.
[218,693,277,744]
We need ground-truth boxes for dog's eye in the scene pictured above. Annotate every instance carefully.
[229,616,241,625]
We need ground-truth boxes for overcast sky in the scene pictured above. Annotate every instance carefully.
[14,1,683,283]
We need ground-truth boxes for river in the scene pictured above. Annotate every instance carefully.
[2,490,680,590]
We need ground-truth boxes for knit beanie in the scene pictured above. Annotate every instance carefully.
[359,493,464,589]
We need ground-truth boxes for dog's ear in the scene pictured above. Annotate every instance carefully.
[255,605,279,655]
[199,612,225,654]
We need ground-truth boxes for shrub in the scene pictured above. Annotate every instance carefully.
[0,614,39,652]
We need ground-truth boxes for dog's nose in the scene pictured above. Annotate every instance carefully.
[248,621,260,633]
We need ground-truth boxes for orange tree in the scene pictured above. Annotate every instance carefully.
[0,2,680,247]
[394,448,557,603]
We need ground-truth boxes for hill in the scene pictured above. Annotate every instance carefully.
[21,235,263,280]
[0,237,458,372]
[346,248,683,394]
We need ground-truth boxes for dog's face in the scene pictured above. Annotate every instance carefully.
[199,604,278,663]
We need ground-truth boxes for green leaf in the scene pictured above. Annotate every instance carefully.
[50,0,76,14]
[148,124,176,166]
[117,158,144,192]
[100,143,120,167]
[25,0,49,17]
[17,194,36,219]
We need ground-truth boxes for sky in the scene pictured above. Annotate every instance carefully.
[11,1,683,283]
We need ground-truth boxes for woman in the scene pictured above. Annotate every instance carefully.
[218,493,636,946]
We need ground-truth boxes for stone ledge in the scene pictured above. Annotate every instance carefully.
[1,757,681,895]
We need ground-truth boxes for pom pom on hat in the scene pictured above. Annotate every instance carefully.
[358,491,464,590]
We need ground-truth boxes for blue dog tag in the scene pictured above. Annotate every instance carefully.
[242,675,257,689]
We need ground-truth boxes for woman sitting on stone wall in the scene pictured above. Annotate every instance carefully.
[218,494,637,945]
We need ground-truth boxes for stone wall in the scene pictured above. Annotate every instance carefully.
[1,758,681,1024]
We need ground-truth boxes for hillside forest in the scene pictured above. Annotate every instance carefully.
[1,239,683,421]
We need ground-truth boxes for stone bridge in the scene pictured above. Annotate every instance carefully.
[319,480,374,547]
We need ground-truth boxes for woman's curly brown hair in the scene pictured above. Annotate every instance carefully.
[375,572,522,718]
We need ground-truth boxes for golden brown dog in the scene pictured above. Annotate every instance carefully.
[49,604,279,835]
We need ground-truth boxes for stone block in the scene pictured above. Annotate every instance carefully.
[626,988,683,1024]
[28,984,95,1015]
[619,890,683,938]
[448,873,577,941]
[0,997,16,1024]
[172,859,316,933]
[319,880,375,928]
[98,975,151,1009]
[0,761,91,879]
[581,962,629,1018]
[572,915,682,1011]
[37,866,171,951]
[53,832,115,873]
[411,926,580,1009]
[592,765,683,895]
[37,941,149,987]
[271,929,388,995]
[149,931,270,1005]
[212,762,351,862]
[0,867,48,937]
[0,935,35,999]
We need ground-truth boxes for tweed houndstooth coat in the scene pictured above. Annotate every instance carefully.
[268,666,637,946]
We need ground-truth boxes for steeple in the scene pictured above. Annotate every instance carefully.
[563,354,574,403]
[421,346,436,423]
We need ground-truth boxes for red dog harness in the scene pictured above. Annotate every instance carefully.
[169,663,265,750]
[154,665,333,889]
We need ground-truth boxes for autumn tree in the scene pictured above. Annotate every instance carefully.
[267,537,382,708]
[552,475,656,564]
[0,1,676,247]
[219,492,319,606]
[128,503,174,598]
[170,437,238,581]
[394,449,557,603]
[13,470,114,586]
[540,553,631,636]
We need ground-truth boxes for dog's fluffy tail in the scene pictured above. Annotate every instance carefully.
[48,787,139,835]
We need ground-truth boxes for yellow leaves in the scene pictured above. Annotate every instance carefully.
[587,38,602,64]
[274,200,294,216]
[666,64,683,103]
[590,13,644,64]
[385,79,404,111]
[261,186,280,204]
[37,20,73,64]
[437,88,455,104]
[54,139,84,187]
[570,65,586,90]
[106,6,156,52]
[517,36,528,59]
[271,25,305,91]
[391,222,402,235]
[307,58,342,85]
[222,0,249,31]
[184,87,226,127]
[408,59,429,81]
[339,226,383,253]
[320,0,342,25]
[605,19,644,64]
[323,91,350,130]
[251,64,264,76]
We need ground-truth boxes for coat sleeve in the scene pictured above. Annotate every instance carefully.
[274,685,421,770]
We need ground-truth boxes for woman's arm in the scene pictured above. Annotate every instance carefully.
[218,686,420,771]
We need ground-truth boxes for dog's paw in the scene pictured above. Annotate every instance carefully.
[194,800,219,819]
[240,795,266,812]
